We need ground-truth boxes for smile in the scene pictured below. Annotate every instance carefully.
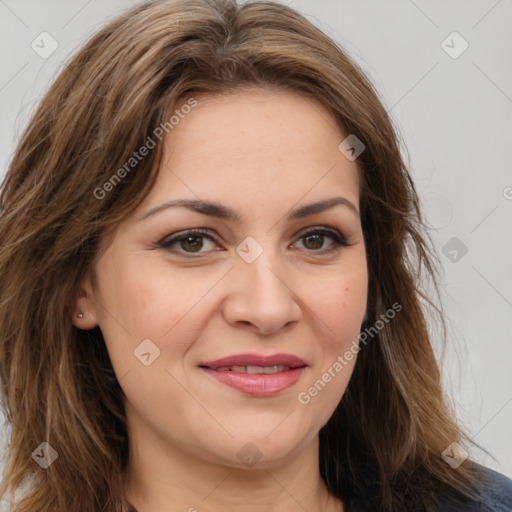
[212,365,290,374]
[199,353,307,396]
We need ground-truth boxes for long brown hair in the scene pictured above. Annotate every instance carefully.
[0,0,482,510]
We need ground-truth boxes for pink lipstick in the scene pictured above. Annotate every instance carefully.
[199,353,307,397]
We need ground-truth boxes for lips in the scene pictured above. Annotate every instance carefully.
[213,364,290,374]
[199,353,307,396]
[199,353,306,370]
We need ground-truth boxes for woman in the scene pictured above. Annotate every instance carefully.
[0,0,510,511]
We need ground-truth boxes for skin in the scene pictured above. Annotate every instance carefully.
[75,88,368,512]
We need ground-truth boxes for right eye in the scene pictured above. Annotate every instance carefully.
[157,229,219,256]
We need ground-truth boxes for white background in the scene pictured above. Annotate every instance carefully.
[1,0,511,480]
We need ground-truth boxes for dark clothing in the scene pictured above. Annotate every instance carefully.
[346,465,512,511]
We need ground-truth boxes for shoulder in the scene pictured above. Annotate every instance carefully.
[436,464,512,512]
[345,463,512,512]
[473,464,512,511]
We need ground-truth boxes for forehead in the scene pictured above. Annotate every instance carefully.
[137,88,361,220]
[168,87,345,160]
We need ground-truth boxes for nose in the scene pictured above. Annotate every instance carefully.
[222,246,302,335]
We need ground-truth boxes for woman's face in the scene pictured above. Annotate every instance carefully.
[78,88,368,468]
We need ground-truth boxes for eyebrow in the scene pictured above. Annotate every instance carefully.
[138,196,359,222]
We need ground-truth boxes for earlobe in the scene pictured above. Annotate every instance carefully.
[71,276,99,330]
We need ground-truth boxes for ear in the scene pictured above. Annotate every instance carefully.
[70,274,100,330]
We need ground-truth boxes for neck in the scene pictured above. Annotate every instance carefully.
[123,428,343,512]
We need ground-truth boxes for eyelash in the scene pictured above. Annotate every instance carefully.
[156,226,350,257]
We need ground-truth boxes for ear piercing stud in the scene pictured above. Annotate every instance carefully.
[76,313,83,318]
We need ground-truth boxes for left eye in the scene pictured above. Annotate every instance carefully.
[158,227,349,256]
[296,228,349,252]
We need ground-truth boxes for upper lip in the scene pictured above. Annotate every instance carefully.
[199,353,307,369]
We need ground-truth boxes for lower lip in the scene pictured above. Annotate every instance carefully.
[201,367,306,396]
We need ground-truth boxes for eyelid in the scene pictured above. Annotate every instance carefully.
[296,226,349,245]
[158,228,216,250]
[157,225,351,255]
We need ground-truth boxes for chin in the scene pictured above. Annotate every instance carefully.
[205,425,316,470]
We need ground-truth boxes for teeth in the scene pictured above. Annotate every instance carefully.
[214,365,290,374]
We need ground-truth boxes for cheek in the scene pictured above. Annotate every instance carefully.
[298,261,367,408]
[95,259,169,339]
[309,262,368,344]
[94,252,223,369]
[93,256,217,427]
